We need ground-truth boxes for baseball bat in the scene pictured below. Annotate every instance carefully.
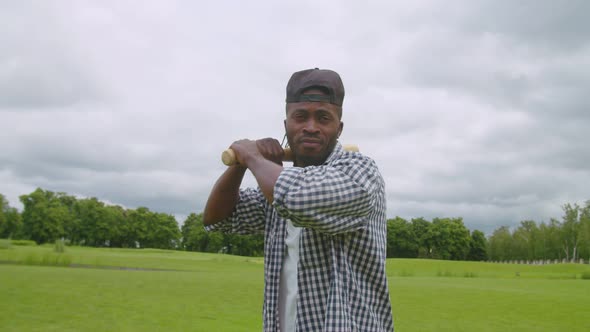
[221,144,359,166]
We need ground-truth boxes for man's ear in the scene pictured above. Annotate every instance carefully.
[283,119,288,144]
[338,121,344,138]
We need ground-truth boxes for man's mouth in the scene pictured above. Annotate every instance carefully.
[299,138,322,148]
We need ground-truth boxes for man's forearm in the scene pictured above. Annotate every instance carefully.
[203,165,248,226]
[244,155,284,203]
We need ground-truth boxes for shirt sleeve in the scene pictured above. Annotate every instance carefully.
[204,187,267,235]
[272,153,382,235]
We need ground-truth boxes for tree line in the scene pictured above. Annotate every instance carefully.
[0,188,264,255]
[2,188,180,249]
[487,202,590,262]
[1,188,588,261]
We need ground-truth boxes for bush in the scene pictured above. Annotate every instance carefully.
[20,252,72,267]
[42,253,71,266]
[54,239,66,253]
[10,240,37,246]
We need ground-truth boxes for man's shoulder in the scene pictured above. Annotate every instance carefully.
[331,148,380,169]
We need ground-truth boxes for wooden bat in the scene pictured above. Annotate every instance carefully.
[221,144,359,166]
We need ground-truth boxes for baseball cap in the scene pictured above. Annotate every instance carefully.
[286,68,345,106]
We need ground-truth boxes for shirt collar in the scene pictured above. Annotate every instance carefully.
[323,141,343,165]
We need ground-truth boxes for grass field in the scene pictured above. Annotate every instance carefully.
[1,244,589,331]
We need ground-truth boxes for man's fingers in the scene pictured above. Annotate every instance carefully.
[256,138,284,165]
[222,138,284,166]
[228,139,259,166]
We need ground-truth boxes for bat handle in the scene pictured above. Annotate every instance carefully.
[221,144,359,166]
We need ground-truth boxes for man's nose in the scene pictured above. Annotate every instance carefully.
[303,119,319,133]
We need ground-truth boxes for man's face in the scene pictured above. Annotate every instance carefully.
[284,90,343,167]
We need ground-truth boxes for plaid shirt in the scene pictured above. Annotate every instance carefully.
[207,143,394,331]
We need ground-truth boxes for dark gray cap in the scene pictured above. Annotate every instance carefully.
[286,68,345,106]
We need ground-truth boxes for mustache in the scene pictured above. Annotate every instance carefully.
[298,135,322,143]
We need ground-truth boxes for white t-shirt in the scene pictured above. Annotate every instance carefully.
[278,220,301,332]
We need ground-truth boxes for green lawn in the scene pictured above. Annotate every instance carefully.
[1,244,589,331]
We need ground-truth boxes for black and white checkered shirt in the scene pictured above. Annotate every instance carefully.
[207,143,394,331]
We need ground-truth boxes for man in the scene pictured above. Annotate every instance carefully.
[203,68,394,331]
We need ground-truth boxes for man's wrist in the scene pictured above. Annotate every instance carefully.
[242,151,264,169]
[229,164,248,174]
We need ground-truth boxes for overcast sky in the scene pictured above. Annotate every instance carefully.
[1,0,589,234]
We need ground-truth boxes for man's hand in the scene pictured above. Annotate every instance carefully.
[256,138,284,165]
[229,138,284,168]
[228,138,284,203]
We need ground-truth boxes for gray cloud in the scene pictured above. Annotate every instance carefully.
[0,2,104,109]
[463,0,590,51]
[1,1,588,233]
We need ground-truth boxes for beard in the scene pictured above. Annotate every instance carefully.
[287,133,339,167]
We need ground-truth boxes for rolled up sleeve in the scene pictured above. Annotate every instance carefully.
[205,187,267,235]
[272,154,380,235]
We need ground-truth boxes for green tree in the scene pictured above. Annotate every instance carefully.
[103,205,126,247]
[512,220,539,260]
[0,194,23,238]
[428,217,470,260]
[411,217,432,258]
[488,226,512,261]
[181,213,222,253]
[226,233,264,256]
[126,207,151,248]
[207,232,225,253]
[181,213,263,255]
[386,217,418,258]
[56,193,79,243]
[579,201,590,260]
[145,212,180,249]
[542,218,563,260]
[19,188,74,244]
[467,230,488,261]
[75,198,119,247]
[537,221,554,260]
[561,203,582,261]
[181,213,207,251]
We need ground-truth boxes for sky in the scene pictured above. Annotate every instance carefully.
[1,0,589,234]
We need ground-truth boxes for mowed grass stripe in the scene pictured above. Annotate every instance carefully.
[1,245,590,331]
[387,257,590,279]
[390,277,589,331]
[0,245,264,272]
[1,264,263,332]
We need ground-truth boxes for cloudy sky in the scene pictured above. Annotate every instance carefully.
[1,0,589,234]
